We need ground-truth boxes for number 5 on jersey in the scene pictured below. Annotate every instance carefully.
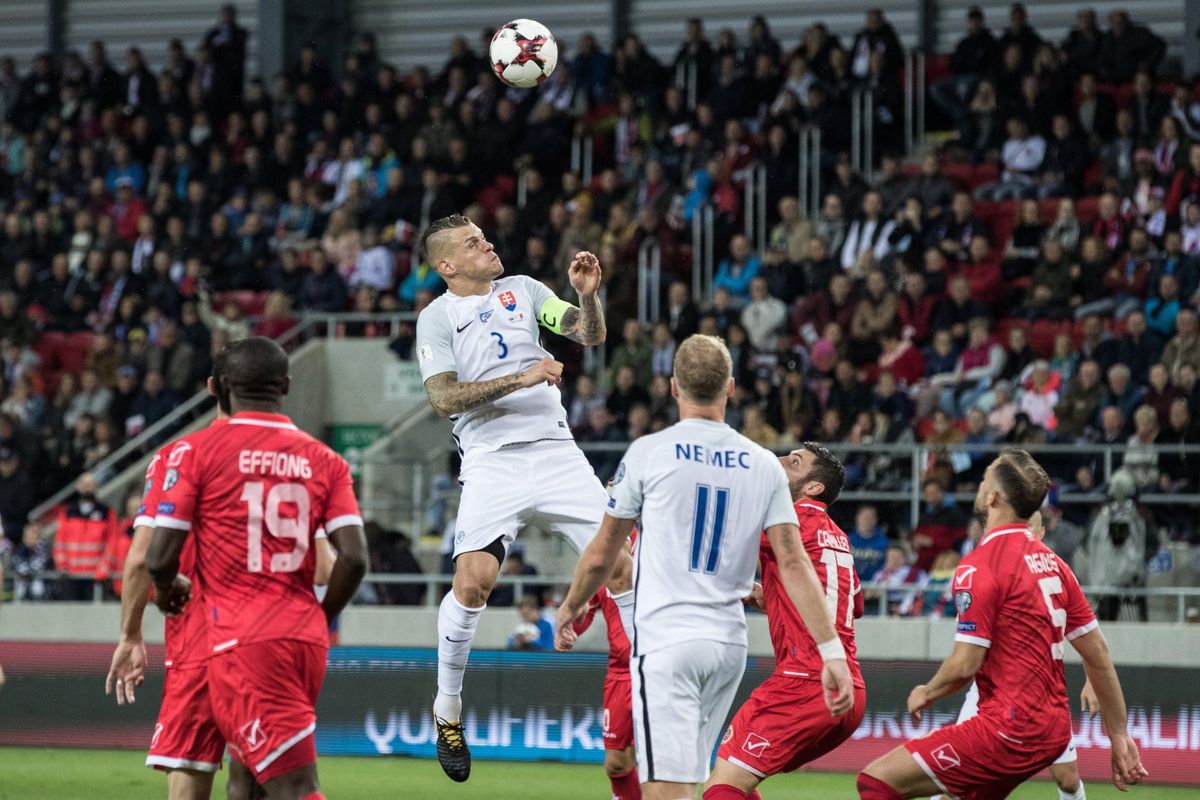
[241,482,310,573]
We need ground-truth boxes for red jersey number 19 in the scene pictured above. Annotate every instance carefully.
[240,482,311,573]
[1038,576,1067,660]
[820,548,855,628]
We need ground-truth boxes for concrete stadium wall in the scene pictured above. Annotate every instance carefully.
[4,603,1198,668]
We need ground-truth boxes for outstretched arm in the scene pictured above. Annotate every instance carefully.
[556,515,637,650]
[1071,628,1148,790]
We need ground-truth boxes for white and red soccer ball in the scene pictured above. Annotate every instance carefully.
[490,18,558,88]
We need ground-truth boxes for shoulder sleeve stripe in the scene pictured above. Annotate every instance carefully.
[1066,619,1099,641]
[324,514,364,533]
[955,633,991,648]
[155,515,192,531]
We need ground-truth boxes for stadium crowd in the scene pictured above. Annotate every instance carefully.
[0,3,1197,603]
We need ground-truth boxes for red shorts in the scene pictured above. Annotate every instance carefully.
[207,639,327,784]
[718,671,866,777]
[904,714,1069,800]
[146,662,225,772]
[602,670,634,750]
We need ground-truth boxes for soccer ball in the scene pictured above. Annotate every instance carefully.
[490,19,558,88]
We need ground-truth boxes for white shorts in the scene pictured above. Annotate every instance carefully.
[958,682,1077,765]
[453,440,608,559]
[631,640,747,785]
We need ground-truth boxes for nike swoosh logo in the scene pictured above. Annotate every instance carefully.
[456,321,474,333]
[444,636,472,643]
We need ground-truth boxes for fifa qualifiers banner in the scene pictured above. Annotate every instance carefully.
[1,644,1198,787]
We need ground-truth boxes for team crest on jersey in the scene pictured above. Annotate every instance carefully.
[721,725,734,745]
[166,441,192,467]
[163,469,179,491]
[479,309,494,324]
[498,290,517,311]
[933,743,961,770]
[743,733,770,754]
[954,590,972,614]
[953,565,976,590]
[239,718,267,753]
[455,530,465,545]
[612,462,626,485]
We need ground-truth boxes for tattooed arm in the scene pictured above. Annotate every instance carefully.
[559,291,606,346]
[424,359,564,418]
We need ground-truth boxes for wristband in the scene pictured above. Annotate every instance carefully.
[817,637,846,663]
[537,296,574,334]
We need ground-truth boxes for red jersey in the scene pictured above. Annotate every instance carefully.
[952,523,1097,749]
[760,500,864,687]
[155,412,362,654]
[574,590,631,674]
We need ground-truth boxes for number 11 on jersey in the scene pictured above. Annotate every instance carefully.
[690,484,730,574]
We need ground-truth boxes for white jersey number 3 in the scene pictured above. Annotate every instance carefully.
[240,482,311,573]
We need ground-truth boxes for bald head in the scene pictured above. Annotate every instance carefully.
[673,334,733,404]
[214,336,289,409]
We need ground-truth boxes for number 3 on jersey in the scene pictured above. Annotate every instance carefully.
[240,482,310,573]
[690,485,730,574]
[491,332,508,359]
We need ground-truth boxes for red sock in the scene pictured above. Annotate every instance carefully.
[857,773,904,800]
[610,769,641,800]
[301,793,326,800]
[702,785,749,800]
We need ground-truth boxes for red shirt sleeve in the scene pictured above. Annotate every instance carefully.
[1060,560,1099,642]
[321,454,363,533]
[154,440,201,531]
[135,451,166,529]
[953,561,997,648]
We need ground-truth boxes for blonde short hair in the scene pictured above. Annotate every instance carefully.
[673,334,733,403]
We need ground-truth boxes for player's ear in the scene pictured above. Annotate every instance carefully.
[806,480,826,500]
[205,376,216,398]
[280,374,290,397]
[725,377,735,397]
[669,377,680,399]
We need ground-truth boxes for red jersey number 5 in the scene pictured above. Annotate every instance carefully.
[1038,576,1068,660]
[240,481,311,573]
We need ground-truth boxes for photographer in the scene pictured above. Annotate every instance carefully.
[1079,469,1153,621]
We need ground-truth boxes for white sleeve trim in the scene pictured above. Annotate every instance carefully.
[324,514,363,533]
[955,633,991,648]
[314,527,328,539]
[133,515,156,529]
[1066,619,1099,641]
[154,515,192,531]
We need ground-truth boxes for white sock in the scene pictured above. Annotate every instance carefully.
[435,591,484,720]
[1059,781,1085,800]
[610,589,635,642]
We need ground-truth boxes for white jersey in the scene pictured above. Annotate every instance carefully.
[416,275,572,459]
[608,418,796,657]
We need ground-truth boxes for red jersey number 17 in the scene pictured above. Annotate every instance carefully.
[820,548,855,628]
[240,481,311,573]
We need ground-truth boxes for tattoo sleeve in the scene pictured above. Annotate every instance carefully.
[560,292,607,346]
[424,371,526,417]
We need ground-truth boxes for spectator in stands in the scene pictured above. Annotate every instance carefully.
[507,594,555,651]
[911,478,969,572]
[713,234,761,302]
[490,548,542,608]
[0,447,34,544]
[849,504,889,582]
[976,117,1047,201]
[740,277,787,353]
[125,369,174,437]
[867,543,925,616]
[12,521,53,601]
[1124,405,1161,489]
[1161,307,1200,378]
[932,7,996,124]
[52,472,117,601]
[1099,10,1165,84]
[664,281,699,343]
[608,319,652,386]
[841,191,894,275]
[1055,359,1105,440]
[849,9,904,81]
[1102,363,1145,426]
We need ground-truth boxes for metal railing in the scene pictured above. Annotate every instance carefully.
[798,126,822,220]
[690,203,715,303]
[570,134,594,184]
[851,88,875,180]
[517,170,529,209]
[743,163,768,255]
[676,61,699,110]
[10,569,1198,623]
[903,51,927,156]
[573,440,1200,529]
[636,237,662,326]
[28,311,418,523]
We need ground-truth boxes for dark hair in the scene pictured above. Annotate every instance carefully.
[800,442,845,504]
[992,448,1049,518]
[417,213,471,265]
[213,336,288,407]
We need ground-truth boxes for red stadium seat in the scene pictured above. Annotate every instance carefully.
[941,162,975,191]
[59,332,94,374]
[1075,196,1100,225]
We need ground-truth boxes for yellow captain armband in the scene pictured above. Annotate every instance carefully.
[537,296,574,334]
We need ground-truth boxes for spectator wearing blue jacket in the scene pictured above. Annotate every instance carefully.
[848,504,889,582]
[1143,273,1181,337]
[398,260,446,307]
[506,594,555,651]
[104,142,146,194]
[712,234,760,303]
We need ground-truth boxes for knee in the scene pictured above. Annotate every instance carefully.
[455,581,491,607]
